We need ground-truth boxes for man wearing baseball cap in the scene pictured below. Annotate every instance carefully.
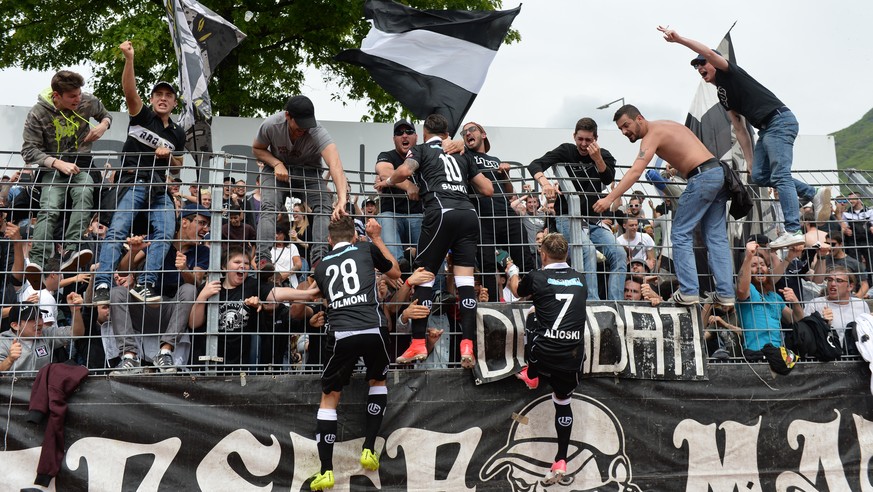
[658,26,831,250]
[374,119,422,259]
[91,40,185,306]
[252,95,349,272]
[0,293,85,372]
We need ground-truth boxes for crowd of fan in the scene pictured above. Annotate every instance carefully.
[0,59,870,376]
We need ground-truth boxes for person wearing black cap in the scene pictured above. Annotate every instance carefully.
[0,292,84,373]
[91,40,185,306]
[252,94,349,271]
[374,119,422,259]
[658,26,831,250]
[21,69,112,288]
[107,204,211,374]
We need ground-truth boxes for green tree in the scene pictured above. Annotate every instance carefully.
[0,0,518,120]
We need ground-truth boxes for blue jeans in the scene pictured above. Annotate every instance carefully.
[671,166,734,298]
[376,212,422,259]
[95,182,176,287]
[555,217,626,301]
[751,111,814,233]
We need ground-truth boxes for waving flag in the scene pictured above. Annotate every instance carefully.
[165,0,246,131]
[336,0,520,135]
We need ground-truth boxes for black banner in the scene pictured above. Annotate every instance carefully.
[473,302,706,384]
[2,363,873,490]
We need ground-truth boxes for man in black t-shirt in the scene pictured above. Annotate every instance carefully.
[303,216,400,491]
[659,26,829,250]
[374,119,424,259]
[376,114,494,368]
[506,232,587,485]
[462,121,534,302]
[528,117,626,301]
[92,40,185,307]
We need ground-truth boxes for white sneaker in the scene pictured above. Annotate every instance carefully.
[670,291,700,306]
[769,231,805,249]
[812,187,832,224]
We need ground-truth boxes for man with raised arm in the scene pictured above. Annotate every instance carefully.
[593,104,734,306]
[252,95,348,271]
[658,26,830,249]
[375,114,494,368]
[505,232,587,485]
[300,216,400,491]
[92,40,185,306]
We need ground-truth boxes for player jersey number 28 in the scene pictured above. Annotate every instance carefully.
[326,258,360,299]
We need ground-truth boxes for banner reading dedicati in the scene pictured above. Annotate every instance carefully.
[473,301,706,385]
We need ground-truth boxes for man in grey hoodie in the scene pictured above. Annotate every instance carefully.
[20,70,112,288]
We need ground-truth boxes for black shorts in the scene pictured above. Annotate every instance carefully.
[321,331,390,393]
[526,361,581,399]
[415,208,480,271]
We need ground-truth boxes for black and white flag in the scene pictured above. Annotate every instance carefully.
[336,0,520,134]
[165,0,246,131]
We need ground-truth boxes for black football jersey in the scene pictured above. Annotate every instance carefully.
[407,137,481,211]
[313,241,394,331]
[517,265,588,370]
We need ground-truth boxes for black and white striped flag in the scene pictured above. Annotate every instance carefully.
[336,0,520,135]
[165,0,246,131]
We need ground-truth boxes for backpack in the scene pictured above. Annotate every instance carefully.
[719,161,753,220]
[790,311,843,362]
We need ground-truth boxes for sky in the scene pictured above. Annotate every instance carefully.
[0,0,871,136]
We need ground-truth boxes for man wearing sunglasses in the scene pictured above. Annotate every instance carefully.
[659,26,831,250]
[374,119,423,259]
[462,121,535,302]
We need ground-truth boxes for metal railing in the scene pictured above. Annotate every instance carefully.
[0,148,869,375]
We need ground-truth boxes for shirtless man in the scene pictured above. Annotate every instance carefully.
[593,104,733,306]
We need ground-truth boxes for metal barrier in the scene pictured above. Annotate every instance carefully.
[0,148,868,375]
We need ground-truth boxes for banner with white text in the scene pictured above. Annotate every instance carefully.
[473,302,707,384]
[2,364,873,491]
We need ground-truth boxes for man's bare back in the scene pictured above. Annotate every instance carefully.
[640,120,714,176]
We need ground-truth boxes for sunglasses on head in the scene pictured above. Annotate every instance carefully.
[394,129,416,136]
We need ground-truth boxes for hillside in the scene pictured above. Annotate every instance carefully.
[833,107,873,170]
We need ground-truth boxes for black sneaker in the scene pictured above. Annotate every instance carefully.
[24,263,43,290]
[154,352,177,373]
[130,283,161,303]
[93,284,111,306]
[110,356,142,376]
[60,249,93,273]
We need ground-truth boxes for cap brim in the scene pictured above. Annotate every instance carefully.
[295,116,317,129]
[152,83,177,95]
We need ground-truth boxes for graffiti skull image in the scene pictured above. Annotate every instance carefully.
[480,393,641,491]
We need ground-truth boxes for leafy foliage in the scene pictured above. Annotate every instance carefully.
[833,107,873,171]
[0,0,519,120]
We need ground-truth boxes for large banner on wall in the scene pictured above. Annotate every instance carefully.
[2,364,873,491]
[473,302,707,385]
